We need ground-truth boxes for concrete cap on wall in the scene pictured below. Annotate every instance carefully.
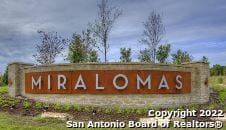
[22,62,195,69]
[8,62,34,66]
[181,61,209,65]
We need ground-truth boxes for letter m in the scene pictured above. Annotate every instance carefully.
[32,76,41,90]
[137,74,151,89]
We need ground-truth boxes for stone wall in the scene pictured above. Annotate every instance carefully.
[8,62,33,97]
[8,62,210,108]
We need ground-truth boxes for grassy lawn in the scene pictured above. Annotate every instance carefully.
[0,112,67,130]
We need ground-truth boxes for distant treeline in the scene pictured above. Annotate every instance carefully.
[210,64,226,76]
[0,67,8,86]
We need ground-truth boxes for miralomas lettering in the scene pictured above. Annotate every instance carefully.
[25,70,191,94]
[31,74,181,90]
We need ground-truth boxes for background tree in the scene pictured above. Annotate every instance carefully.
[138,48,152,62]
[171,50,193,64]
[82,29,99,62]
[87,50,99,62]
[210,64,224,76]
[2,67,8,85]
[202,56,209,63]
[156,44,171,63]
[90,0,122,62]
[140,11,165,63]
[33,31,68,64]
[67,34,86,63]
[224,66,226,76]
[120,48,131,62]
[67,29,98,63]
[0,75,2,86]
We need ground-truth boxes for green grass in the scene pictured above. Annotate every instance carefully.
[0,112,66,130]
[0,85,8,94]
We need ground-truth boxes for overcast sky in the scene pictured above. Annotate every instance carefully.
[0,0,226,73]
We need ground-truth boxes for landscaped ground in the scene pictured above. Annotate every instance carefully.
[0,112,223,130]
[0,76,225,129]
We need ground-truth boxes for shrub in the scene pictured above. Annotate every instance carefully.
[105,108,113,113]
[123,108,133,114]
[0,86,8,94]
[208,103,215,110]
[141,108,149,114]
[135,109,144,115]
[84,106,93,112]
[115,107,123,114]
[23,101,31,109]
[73,104,81,111]
[63,104,72,111]
[178,106,184,111]
[43,103,50,108]
[53,104,63,110]
[0,97,17,106]
[190,104,198,111]
[219,91,226,103]
[35,102,42,109]
[167,107,175,112]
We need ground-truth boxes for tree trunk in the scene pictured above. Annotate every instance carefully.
[104,39,107,62]
[153,48,156,63]
[104,47,107,62]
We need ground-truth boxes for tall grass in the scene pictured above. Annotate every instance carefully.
[209,76,226,91]
[210,76,226,103]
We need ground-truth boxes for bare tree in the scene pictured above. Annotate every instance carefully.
[33,31,68,64]
[141,11,165,63]
[81,29,96,55]
[90,0,122,62]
